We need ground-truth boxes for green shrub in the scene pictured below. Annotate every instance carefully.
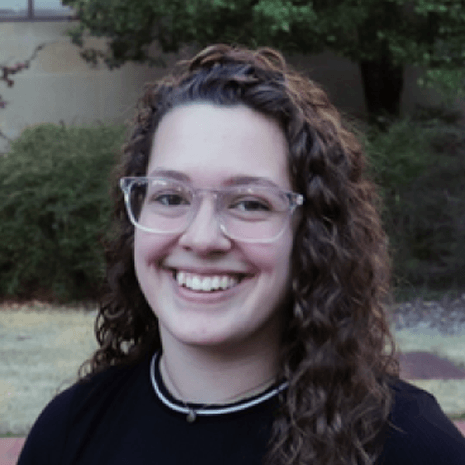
[365,118,465,294]
[0,123,126,302]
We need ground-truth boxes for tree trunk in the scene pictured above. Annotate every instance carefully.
[360,57,404,125]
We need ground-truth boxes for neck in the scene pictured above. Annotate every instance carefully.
[159,339,281,405]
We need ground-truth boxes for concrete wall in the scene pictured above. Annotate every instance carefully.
[0,21,463,153]
[0,21,185,152]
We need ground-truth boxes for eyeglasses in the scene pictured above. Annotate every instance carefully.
[120,177,304,243]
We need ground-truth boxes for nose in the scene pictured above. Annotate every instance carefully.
[177,192,232,254]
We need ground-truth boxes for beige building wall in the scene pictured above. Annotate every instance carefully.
[0,21,463,153]
[0,21,186,152]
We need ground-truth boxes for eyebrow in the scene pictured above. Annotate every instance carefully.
[147,169,282,189]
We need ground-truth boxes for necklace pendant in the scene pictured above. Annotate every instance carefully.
[186,409,197,423]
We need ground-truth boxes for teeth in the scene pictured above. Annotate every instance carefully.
[192,276,202,290]
[175,271,240,292]
[177,271,186,286]
[220,276,229,289]
[201,277,212,291]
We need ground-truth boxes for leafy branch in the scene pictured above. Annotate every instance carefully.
[0,44,48,110]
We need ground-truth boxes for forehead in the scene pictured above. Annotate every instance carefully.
[147,103,291,190]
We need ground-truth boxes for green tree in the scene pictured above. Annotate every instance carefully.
[63,0,465,120]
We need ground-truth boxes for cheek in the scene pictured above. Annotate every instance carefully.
[133,231,173,268]
[243,236,293,277]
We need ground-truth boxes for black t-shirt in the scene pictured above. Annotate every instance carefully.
[18,353,465,465]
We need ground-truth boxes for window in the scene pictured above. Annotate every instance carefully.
[0,0,76,21]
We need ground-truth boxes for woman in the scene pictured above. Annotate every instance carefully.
[18,44,465,465]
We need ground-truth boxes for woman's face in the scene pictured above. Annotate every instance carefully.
[134,103,296,354]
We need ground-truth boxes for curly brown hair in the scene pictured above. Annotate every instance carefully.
[80,44,400,465]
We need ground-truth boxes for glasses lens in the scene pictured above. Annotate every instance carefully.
[123,179,296,242]
[128,179,193,233]
[220,186,289,241]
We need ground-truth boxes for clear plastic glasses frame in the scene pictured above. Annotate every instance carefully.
[120,177,304,243]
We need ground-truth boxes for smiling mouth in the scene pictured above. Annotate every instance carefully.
[171,270,249,292]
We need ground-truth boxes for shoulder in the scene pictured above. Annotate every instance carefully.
[17,357,150,465]
[380,377,465,465]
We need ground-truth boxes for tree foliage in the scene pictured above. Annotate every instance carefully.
[63,0,465,68]
[63,0,465,116]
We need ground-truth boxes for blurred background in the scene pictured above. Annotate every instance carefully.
[1,0,464,304]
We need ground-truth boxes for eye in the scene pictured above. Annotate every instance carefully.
[231,198,271,212]
[151,193,190,206]
[145,184,192,208]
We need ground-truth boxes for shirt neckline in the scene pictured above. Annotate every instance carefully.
[150,352,288,417]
